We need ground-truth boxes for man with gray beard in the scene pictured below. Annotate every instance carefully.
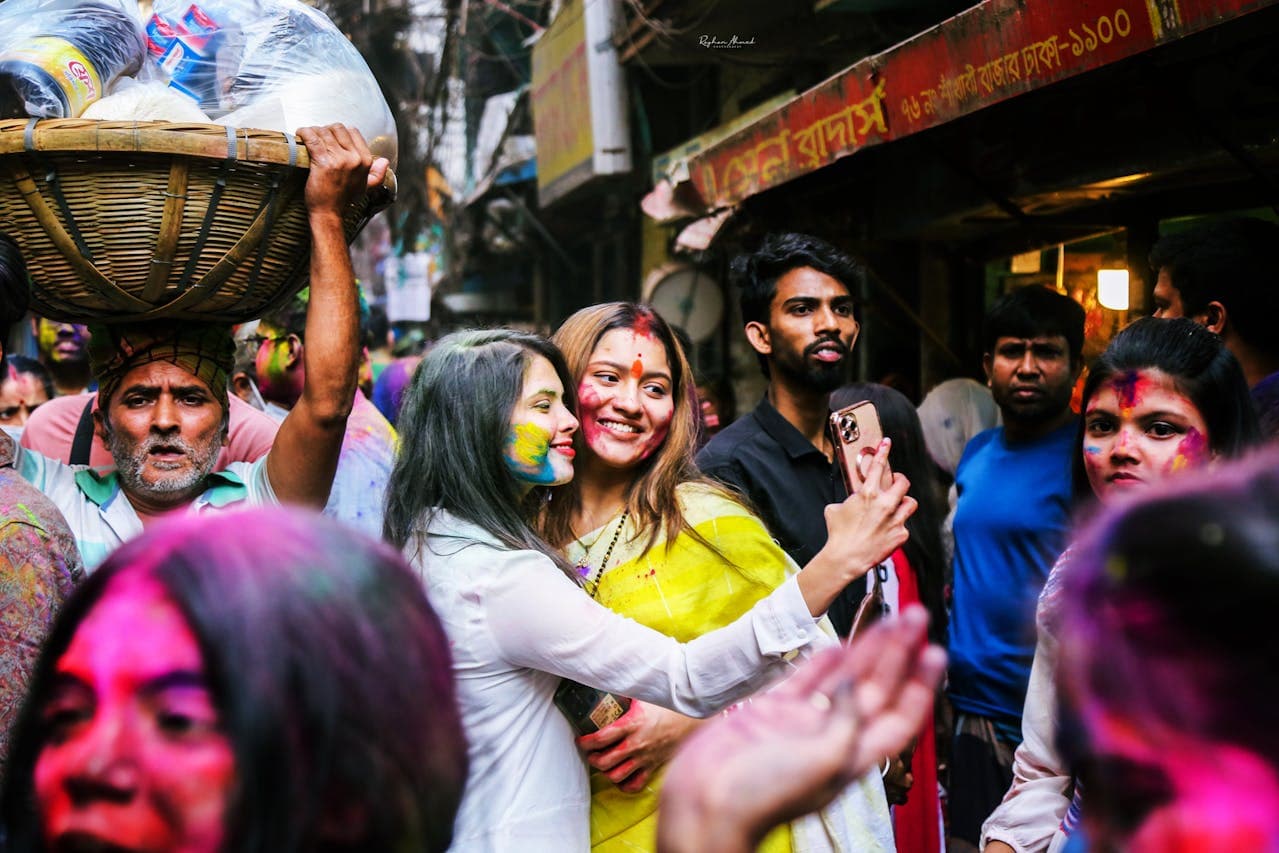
[0,123,386,570]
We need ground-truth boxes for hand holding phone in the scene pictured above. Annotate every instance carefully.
[830,401,892,493]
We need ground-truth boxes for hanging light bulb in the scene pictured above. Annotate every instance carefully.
[1097,269,1130,310]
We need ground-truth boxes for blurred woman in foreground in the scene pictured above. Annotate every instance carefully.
[0,508,468,852]
[1058,450,1279,851]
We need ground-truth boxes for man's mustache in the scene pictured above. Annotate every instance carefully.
[803,337,849,359]
[140,436,192,455]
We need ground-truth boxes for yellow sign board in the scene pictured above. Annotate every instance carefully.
[532,0,594,203]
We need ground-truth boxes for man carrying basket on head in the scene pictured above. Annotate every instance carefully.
[0,124,388,570]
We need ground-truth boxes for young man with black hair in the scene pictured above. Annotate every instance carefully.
[1150,216,1279,438]
[697,230,903,849]
[946,286,1085,850]
[698,232,873,636]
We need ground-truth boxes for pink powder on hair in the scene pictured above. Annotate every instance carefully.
[632,311,654,339]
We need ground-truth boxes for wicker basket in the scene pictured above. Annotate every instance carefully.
[0,119,396,324]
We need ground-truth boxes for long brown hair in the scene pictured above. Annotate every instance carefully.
[543,302,735,554]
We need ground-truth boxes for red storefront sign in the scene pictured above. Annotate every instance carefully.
[685,0,1276,210]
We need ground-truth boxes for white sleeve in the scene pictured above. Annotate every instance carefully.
[981,634,1071,852]
[483,550,824,717]
[237,456,278,505]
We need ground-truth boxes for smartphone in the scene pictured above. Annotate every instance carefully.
[829,400,884,494]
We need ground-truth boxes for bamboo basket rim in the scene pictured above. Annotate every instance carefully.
[0,118,374,171]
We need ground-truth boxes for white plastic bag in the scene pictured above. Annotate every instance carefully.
[0,0,396,166]
[148,0,397,166]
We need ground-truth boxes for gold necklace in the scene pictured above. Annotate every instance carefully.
[576,510,629,598]
[572,508,621,552]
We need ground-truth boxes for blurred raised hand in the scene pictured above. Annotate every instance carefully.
[657,606,946,853]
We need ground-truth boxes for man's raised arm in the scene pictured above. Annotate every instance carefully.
[266,124,389,506]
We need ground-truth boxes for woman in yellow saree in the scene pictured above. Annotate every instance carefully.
[543,302,893,852]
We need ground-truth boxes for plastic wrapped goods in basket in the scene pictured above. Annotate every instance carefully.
[148,0,399,169]
[0,0,397,170]
[0,0,147,119]
[0,119,395,325]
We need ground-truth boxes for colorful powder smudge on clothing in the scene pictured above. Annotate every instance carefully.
[504,422,556,484]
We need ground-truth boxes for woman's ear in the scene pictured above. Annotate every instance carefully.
[1202,301,1227,335]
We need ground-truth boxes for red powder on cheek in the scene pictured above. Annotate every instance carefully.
[1170,427,1210,473]
[576,381,605,448]
[631,358,644,379]
[636,408,674,461]
[638,424,670,461]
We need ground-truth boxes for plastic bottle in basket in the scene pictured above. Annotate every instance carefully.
[0,2,146,118]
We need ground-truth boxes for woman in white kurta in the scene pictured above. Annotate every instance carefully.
[382,330,914,852]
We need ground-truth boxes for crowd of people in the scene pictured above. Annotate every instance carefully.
[0,128,1275,852]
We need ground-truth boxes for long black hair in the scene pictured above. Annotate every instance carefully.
[0,233,29,331]
[832,382,948,644]
[0,508,468,852]
[1073,317,1261,501]
[383,329,579,578]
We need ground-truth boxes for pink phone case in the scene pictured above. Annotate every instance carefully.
[829,400,884,493]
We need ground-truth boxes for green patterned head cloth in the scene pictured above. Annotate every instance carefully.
[89,322,235,411]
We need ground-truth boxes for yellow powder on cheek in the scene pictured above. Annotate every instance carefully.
[510,422,552,467]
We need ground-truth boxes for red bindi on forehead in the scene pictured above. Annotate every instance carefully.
[631,358,644,379]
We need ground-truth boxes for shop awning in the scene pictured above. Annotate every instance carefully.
[665,0,1279,215]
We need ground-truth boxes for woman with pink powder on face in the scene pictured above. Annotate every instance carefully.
[383,327,916,852]
[0,507,468,852]
[982,317,1261,853]
[542,303,898,853]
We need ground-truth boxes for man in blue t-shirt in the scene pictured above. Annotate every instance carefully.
[947,286,1085,850]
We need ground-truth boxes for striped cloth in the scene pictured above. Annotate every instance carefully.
[88,321,234,410]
